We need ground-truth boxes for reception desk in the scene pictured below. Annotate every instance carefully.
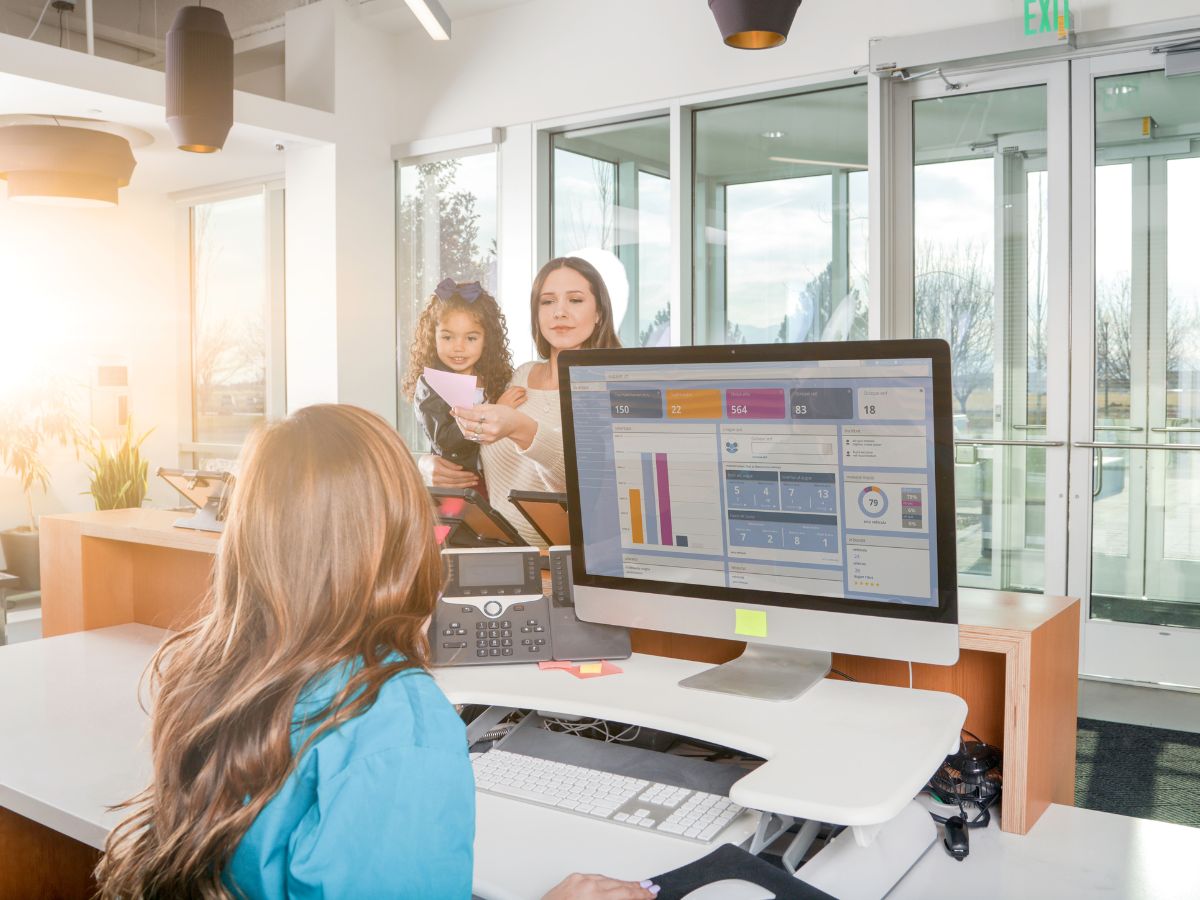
[36,509,1079,837]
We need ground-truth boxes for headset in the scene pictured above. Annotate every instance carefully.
[926,733,1002,859]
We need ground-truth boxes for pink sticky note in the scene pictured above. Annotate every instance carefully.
[538,660,576,670]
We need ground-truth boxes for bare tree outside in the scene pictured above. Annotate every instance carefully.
[555,153,615,253]
[191,198,268,442]
[397,159,494,291]
[915,242,995,418]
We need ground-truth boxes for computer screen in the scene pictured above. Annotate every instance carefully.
[559,340,958,696]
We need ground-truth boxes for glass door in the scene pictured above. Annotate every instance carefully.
[1069,52,1200,687]
[890,63,1071,596]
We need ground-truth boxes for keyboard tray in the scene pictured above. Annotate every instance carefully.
[496,719,748,797]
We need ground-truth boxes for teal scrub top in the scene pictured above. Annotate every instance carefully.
[226,662,475,899]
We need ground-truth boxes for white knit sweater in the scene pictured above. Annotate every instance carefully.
[481,361,565,546]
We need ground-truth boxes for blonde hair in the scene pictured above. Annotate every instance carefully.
[96,404,443,899]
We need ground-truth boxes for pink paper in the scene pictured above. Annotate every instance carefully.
[423,367,480,411]
[566,661,624,679]
[537,660,576,670]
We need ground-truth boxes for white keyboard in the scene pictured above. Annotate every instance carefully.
[472,749,747,842]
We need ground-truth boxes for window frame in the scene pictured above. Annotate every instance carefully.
[535,71,871,349]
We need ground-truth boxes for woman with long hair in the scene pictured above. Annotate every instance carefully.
[95,404,653,898]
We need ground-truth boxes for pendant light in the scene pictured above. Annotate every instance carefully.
[709,0,802,50]
[0,124,136,207]
[166,3,233,153]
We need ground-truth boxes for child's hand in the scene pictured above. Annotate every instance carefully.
[497,387,527,409]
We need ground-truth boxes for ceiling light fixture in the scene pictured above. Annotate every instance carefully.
[0,124,136,206]
[761,131,786,139]
[166,4,233,153]
[709,0,802,50]
[404,0,451,41]
[769,156,867,171]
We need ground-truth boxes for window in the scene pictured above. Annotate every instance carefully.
[397,149,499,449]
[551,117,671,347]
[187,185,284,468]
[693,85,869,346]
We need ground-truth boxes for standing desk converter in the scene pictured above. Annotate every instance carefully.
[435,655,966,897]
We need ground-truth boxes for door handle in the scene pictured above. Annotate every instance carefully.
[954,439,1065,447]
[1073,441,1200,450]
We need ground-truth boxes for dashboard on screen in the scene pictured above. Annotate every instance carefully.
[559,342,957,622]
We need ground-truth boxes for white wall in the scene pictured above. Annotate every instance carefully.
[283,0,403,424]
[390,0,1200,140]
[0,189,182,541]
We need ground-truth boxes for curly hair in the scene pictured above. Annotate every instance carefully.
[401,286,514,403]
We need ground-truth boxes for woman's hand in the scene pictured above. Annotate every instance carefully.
[452,403,537,450]
[418,453,479,489]
[497,387,527,409]
[542,874,657,900]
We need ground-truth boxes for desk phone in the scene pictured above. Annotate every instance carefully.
[432,547,553,666]
[431,547,632,667]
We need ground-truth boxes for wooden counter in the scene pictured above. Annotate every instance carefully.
[40,509,218,638]
[39,510,1078,835]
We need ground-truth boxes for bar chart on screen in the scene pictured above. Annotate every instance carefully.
[611,424,724,554]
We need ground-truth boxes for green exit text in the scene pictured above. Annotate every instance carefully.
[1025,0,1070,36]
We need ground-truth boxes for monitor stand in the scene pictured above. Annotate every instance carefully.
[174,496,225,533]
[678,644,831,702]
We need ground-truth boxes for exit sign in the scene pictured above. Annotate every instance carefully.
[1025,0,1071,37]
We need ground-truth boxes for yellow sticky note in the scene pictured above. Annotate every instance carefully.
[579,662,603,674]
[735,609,767,638]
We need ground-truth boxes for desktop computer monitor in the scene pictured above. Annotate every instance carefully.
[558,339,959,701]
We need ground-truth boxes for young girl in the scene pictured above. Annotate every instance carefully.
[401,279,518,490]
[95,404,653,900]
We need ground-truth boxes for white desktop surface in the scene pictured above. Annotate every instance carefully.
[0,624,158,848]
[434,654,967,827]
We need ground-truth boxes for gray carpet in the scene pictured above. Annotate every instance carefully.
[1076,717,1200,827]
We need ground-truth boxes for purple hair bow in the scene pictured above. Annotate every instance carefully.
[434,278,484,303]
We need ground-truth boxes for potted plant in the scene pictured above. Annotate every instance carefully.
[83,418,154,511]
[0,379,82,591]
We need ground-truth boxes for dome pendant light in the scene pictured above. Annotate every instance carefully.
[709,0,802,50]
[166,4,233,153]
[0,124,136,207]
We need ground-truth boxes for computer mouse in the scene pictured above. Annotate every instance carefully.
[943,815,969,861]
[681,880,775,900]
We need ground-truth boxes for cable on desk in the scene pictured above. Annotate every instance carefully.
[828,668,857,682]
[541,715,642,744]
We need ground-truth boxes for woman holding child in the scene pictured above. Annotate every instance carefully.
[421,257,622,545]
